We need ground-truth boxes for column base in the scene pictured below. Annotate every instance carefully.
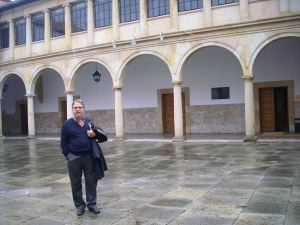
[243,135,257,142]
[114,136,126,141]
[27,135,36,139]
[172,136,186,142]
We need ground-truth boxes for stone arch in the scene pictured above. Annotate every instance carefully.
[175,41,247,81]
[68,58,114,91]
[29,64,65,95]
[116,50,173,87]
[249,32,300,75]
[0,70,27,96]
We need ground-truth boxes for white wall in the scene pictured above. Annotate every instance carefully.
[183,47,244,105]
[74,63,114,110]
[122,55,172,108]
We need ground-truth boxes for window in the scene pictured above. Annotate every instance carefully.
[51,7,65,37]
[211,87,230,100]
[148,0,169,18]
[94,0,112,28]
[178,0,203,12]
[71,1,87,33]
[212,0,239,6]
[14,17,26,45]
[0,22,9,49]
[31,12,44,42]
[119,0,140,23]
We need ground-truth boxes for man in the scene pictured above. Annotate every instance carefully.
[61,99,100,216]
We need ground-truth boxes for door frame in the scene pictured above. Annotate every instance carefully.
[157,87,190,134]
[254,80,295,133]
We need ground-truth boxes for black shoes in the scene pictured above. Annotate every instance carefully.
[88,206,100,214]
[76,207,85,216]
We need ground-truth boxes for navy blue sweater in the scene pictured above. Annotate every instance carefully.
[60,118,92,157]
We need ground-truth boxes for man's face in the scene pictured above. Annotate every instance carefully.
[72,102,84,120]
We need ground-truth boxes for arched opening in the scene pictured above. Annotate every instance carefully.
[181,46,244,134]
[1,74,27,136]
[33,68,65,134]
[122,54,172,135]
[253,37,300,133]
[72,62,114,134]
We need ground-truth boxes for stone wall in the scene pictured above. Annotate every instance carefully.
[4,104,245,135]
[2,114,21,135]
[190,104,245,133]
[35,112,61,134]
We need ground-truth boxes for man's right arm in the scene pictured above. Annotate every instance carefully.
[60,123,69,159]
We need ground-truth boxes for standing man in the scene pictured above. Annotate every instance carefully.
[61,99,100,216]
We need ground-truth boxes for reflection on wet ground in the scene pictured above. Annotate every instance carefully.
[0,139,299,224]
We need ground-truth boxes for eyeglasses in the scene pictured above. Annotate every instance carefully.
[73,106,83,109]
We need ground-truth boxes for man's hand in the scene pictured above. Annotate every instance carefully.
[87,128,96,138]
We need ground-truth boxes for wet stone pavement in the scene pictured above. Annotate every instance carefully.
[0,139,299,225]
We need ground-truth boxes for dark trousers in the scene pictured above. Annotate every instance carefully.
[67,153,97,209]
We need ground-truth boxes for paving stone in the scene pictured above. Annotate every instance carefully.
[234,213,285,225]
[0,140,299,224]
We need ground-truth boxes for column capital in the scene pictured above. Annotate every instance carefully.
[242,75,255,82]
[44,9,50,13]
[65,91,74,95]
[172,80,182,85]
[63,3,71,8]
[25,94,35,97]
[113,85,123,90]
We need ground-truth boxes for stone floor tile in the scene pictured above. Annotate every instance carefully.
[234,213,285,225]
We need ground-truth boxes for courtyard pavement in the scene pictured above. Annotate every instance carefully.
[0,138,299,225]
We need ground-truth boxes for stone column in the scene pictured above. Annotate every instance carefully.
[114,86,124,140]
[44,9,50,53]
[112,0,120,40]
[243,75,256,141]
[0,98,3,137]
[64,3,71,49]
[173,81,184,141]
[203,0,212,27]
[66,92,73,119]
[170,0,178,31]
[279,0,290,15]
[140,0,148,36]
[26,94,35,138]
[25,15,32,57]
[9,19,15,60]
[239,0,249,21]
[87,0,94,45]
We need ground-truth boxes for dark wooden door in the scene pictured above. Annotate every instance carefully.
[162,93,186,133]
[61,100,67,124]
[259,88,275,132]
[259,87,289,132]
[20,103,28,134]
[274,87,288,131]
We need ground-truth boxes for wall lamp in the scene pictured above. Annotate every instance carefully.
[159,32,164,42]
[92,63,101,83]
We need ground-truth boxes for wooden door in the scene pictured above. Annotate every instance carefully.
[259,88,275,132]
[162,93,186,133]
[61,100,67,124]
[274,87,288,131]
[20,103,28,134]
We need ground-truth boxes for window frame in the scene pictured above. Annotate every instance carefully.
[0,22,9,49]
[50,6,65,38]
[178,0,203,12]
[94,0,112,28]
[71,1,87,33]
[119,0,140,23]
[31,12,45,42]
[147,0,170,18]
[211,0,239,7]
[14,17,26,46]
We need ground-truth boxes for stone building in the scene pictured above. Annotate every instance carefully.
[0,0,299,141]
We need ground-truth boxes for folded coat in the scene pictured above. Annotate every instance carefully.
[91,126,108,180]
